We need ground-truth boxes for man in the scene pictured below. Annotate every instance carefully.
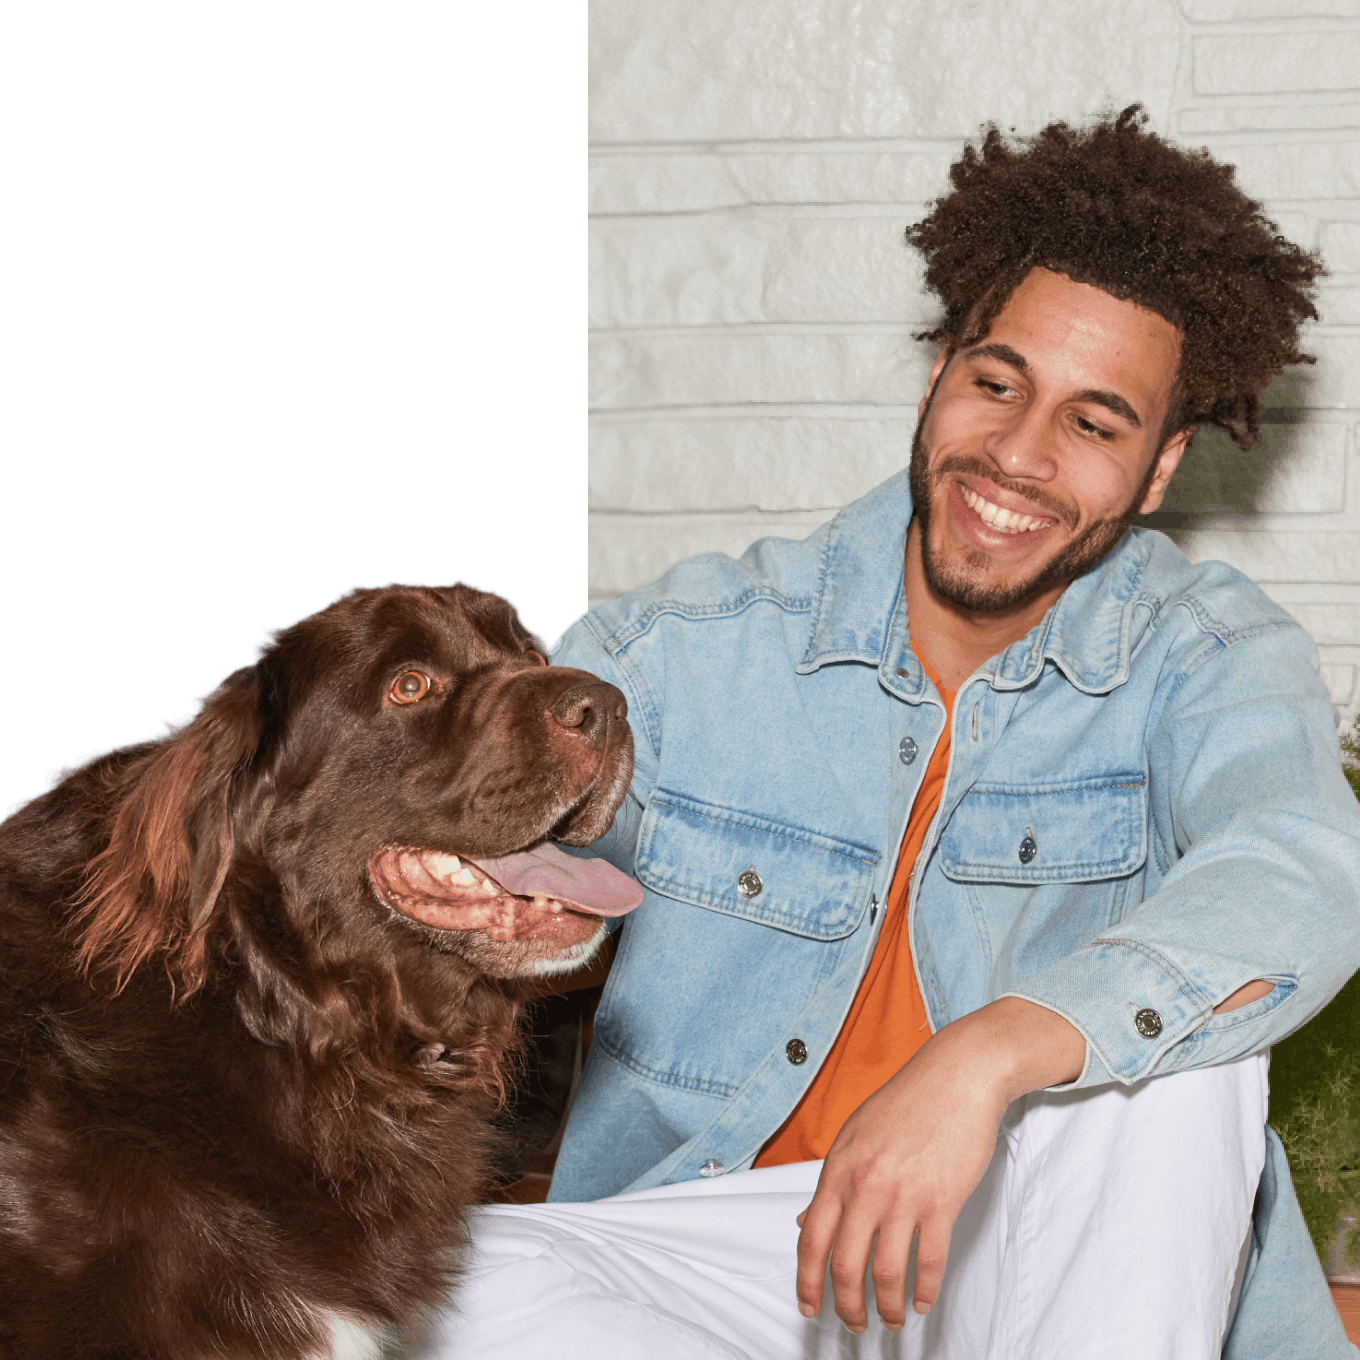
[429,109,1360,1357]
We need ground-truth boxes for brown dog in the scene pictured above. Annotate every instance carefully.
[0,584,638,1360]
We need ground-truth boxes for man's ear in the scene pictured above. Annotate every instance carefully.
[1137,428,1192,515]
[918,350,951,421]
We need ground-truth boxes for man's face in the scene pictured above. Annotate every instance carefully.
[909,267,1190,615]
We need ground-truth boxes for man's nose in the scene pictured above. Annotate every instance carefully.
[981,406,1059,481]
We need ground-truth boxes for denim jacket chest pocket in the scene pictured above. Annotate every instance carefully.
[635,789,880,938]
[939,772,1149,884]
[928,773,1151,1001]
[594,791,881,1096]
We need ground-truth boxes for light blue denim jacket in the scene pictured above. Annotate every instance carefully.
[551,468,1360,1353]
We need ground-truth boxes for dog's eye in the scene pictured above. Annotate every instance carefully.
[390,671,432,704]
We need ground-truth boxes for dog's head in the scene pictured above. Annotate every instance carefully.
[74,585,636,1005]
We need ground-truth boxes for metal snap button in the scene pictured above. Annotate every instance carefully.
[1018,831,1037,865]
[898,736,918,765]
[1135,1008,1163,1039]
[699,1158,726,1177]
[786,1038,808,1065]
[737,867,762,898]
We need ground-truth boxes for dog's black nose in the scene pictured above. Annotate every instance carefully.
[549,681,627,747]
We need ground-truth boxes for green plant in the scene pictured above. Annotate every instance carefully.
[1345,716,1360,803]
[1271,715,1360,1266]
[1275,1044,1360,1263]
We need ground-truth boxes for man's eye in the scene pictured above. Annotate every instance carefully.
[977,378,1013,396]
[1075,415,1114,440]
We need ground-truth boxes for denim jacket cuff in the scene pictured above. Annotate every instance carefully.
[999,938,1216,1089]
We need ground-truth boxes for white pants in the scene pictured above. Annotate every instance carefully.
[396,1055,1267,1360]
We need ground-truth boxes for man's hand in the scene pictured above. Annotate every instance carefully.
[794,997,1085,1332]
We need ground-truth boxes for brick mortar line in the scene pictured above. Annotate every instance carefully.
[591,323,932,336]
[591,405,923,421]
[589,138,963,155]
[590,124,1360,156]
[590,205,930,221]
[1182,18,1360,36]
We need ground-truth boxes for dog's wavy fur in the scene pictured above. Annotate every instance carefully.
[0,584,632,1360]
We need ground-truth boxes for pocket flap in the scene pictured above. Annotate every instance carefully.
[939,773,1147,883]
[635,790,880,939]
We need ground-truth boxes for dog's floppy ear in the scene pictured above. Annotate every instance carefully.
[75,671,266,999]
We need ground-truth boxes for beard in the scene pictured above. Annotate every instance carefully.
[907,419,1147,615]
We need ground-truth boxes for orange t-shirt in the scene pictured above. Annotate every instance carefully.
[754,657,955,1167]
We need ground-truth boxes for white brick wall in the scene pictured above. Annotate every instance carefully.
[590,0,1360,724]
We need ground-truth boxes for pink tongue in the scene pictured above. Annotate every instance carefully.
[466,843,643,917]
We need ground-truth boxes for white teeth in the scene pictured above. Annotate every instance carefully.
[960,485,1052,534]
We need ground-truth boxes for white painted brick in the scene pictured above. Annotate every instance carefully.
[1167,528,1360,582]
[1219,139,1360,202]
[591,0,1179,143]
[1276,602,1360,646]
[1180,105,1360,135]
[590,216,927,328]
[590,415,911,512]
[1194,34,1360,98]
[1318,285,1360,325]
[589,510,829,598]
[1320,660,1357,707]
[589,150,953,216]
[1273,211,1315,250]
[1262,335,1360,410]
[1262,582,1360,605]
[590,331,935,411]
[1322,221,1360,272]
[1182,0,1360,17]
[1161,421,1347,515]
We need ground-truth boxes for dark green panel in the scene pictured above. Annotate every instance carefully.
[0,5,579,810]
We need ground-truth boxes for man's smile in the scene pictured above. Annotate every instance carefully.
[957,482,1056,535]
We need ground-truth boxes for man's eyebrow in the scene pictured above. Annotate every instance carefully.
[963,342,1143,430]
[1071,388,1141,429]
[964,342,1029,374]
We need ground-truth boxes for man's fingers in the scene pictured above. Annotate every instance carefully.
[911,1219,951,1314]
[869,1222,916,1331]
[794,1192,840,1318]
[825,1214,878,1333]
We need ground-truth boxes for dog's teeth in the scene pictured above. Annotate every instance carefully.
[551,901,562,914]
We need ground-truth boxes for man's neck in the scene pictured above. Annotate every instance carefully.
[904,518,1064,692]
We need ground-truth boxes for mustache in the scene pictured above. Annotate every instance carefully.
[931,455,1079,530]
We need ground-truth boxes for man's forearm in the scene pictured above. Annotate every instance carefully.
[983,980,1275,1103]
[952,996,1085,1101]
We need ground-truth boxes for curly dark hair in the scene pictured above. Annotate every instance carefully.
[906,105,1324,449]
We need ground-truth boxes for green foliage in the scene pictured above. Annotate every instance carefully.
[1274,1045,1360,1263]
[1345,718,1360,802]
[1270,716,1360,1266]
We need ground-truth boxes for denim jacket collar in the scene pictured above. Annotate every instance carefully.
[797,467,1151,698]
